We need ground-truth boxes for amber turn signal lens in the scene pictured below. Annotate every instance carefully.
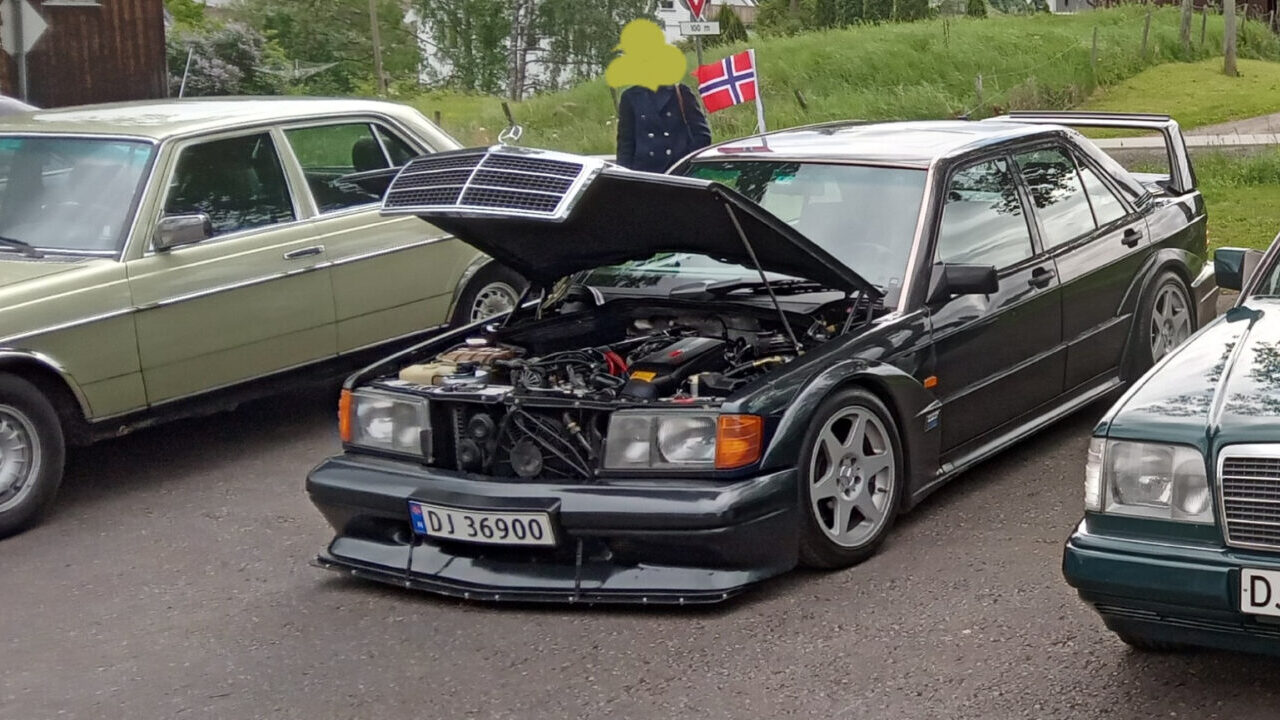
[338,389,353,443]
[715,414,763,469]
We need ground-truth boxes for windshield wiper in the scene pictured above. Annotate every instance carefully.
[0,236,43,259]
[671,277,834,298]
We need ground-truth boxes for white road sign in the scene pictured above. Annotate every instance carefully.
[1,0,49,55]
[679,21,721,35]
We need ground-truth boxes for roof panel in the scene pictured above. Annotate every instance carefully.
[0,97,423,139]
[697,120,1052,165]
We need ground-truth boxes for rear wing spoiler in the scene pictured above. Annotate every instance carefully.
[984,111,1195,195]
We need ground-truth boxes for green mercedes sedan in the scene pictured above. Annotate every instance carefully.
[1064,242,1280,656]
[0,98,525,537]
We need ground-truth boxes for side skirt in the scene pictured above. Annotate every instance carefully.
[82,326,445,444]
[906,373,1124,509]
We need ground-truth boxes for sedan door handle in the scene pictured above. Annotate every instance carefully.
[1027,267,1056,289]
[283,245,324,260]
[1121,228,1142,248]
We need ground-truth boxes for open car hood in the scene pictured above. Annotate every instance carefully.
[381,146,879,297]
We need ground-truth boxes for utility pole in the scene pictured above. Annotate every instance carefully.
[368,0,387,95]
[13,0,28,102]
[1224,0,1238,76]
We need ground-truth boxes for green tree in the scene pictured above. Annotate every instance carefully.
[966,0,987,17]
[536,0,655,90]
[756,0,811,35]
[231,0,422,95]
[705,6,749,46]
[891,0,928,20]
[814,0,842,27]
[164,0,207,27]
[717,5,750,42]
[862,0,893,22]
[415,0,511,94]
[166,22,287,96]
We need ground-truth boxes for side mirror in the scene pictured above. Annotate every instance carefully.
[153,213,212,252]
[1214,246,1265,292]
[927,263,999,303]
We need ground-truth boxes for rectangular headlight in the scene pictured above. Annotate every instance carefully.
[604,411,718,470]
[1089,438,1212,524]
[603,411,763,471]
[343,388,431,459]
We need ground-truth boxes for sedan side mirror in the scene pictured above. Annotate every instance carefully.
[927,263,999,303]
[153,213,212,252]
[1214,246,1265,292]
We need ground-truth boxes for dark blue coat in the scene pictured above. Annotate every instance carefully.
[616,84,712,173]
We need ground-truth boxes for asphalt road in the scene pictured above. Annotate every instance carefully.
[6,384,1280,720]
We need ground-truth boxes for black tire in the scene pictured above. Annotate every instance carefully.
[451,263,527,326]
[798,387,905,569]
[1115,631,1191,653]
[1129,271,1194,379]
[0,374,66,538]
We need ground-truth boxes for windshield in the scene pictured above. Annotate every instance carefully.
[586,161,926,307]
[0,135,155,255]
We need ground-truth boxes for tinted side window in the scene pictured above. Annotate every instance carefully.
[1078,163,1128,227]
[165,133,295,237]
[286,123,388,212]
[936,158,1033,269]
[1015,148,1095,248]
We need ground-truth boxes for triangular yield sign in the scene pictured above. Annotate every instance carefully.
[686,0,708,20]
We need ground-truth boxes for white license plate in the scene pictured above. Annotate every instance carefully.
[408,501,556,547]
[1241,568,1280,616]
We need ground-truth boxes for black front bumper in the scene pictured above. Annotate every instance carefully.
[306,454,799,604]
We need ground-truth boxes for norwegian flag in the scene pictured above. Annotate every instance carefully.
[693,50,759,114]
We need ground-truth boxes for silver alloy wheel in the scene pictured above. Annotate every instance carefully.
[0,404,40,514]
[808,406,896,548]
[470,281,519,322]
[1150,281,1193,362]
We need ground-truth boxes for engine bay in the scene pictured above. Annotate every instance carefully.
[361,300,860,480]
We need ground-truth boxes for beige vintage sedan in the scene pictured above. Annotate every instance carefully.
[0,97,525,536]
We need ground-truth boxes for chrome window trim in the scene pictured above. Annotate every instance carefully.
[144,127,304,257]
[1216,443,1280,551]
[278,116,431,219]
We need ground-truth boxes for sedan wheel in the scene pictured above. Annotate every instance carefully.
[799,388,903,568]
[1149,280,1193,363]
[0,373,64,538]
[469,281,520,323]
[0,404,40,514]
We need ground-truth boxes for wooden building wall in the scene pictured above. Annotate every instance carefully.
[2,0,167,108]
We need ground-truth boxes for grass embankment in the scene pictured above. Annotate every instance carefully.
[1075,58,1280,250]
[1083,57,1280,130]
[1193,152,1280,251]
[413,6,1280,153]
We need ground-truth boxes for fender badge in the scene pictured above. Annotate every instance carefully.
[925,410,940,431]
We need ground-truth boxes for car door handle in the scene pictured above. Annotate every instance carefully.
[1027,267,1056,289]
[283,245,324,260]
[1121,228,1142,248]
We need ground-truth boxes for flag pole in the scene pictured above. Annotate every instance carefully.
[751,49,767,146]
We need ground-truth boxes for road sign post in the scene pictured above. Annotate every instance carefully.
[1,0,49,101]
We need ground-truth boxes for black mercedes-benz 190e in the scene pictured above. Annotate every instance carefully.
[307,112,1217,603]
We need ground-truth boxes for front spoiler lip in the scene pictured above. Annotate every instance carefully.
[307,455,799,605]
[312,552,752,605]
